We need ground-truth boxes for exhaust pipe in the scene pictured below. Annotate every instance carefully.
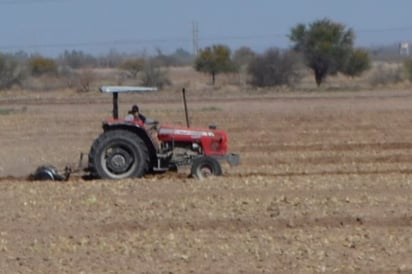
[182,88,190,128]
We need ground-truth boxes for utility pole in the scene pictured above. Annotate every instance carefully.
[192,21,199,56]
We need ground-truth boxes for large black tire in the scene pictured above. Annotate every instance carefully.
[88,130,150,179]
[190,156,222,180]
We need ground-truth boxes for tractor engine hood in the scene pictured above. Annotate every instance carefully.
[158,125,229,155]
[158,125,226,140]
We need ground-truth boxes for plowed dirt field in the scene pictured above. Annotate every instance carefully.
[1,89,412,273]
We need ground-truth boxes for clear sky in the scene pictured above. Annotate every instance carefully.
[0,0,411,56]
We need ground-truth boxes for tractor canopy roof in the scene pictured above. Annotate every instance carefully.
[100,86,157,93]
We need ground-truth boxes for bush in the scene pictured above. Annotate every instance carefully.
[118,58,145,78]
[141,60,171,89]
[248,48,300,87]
[77,69,96,92]
[0,54,26,90]
[22,75,68,91]
[342,49,371,78]
[29,56,58,76]
[369,64,403,87]
[58,66,77,88]
[404,59,412,81]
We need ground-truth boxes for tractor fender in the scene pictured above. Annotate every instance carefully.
[103,123,157,167]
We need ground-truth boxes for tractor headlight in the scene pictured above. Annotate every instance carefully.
[192,143,200,151]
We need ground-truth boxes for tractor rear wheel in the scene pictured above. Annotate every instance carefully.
[88,130,150,179]
[191,156,222,179]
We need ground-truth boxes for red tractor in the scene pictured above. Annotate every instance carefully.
[86,86,240,180]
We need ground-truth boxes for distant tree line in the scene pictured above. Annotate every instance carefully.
[0,48,192,90]
[192,18,372,87]
[1,18,412,91]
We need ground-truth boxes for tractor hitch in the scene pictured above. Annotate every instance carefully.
[31,165,71,181]
[30,153,86,181]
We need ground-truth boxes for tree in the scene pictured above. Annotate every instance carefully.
[233,46,256,68]
[119,58,145,78]
[96,49,123,68]
[342,49,371,78]
[290,18,358,86]
[59,50,97,69]
[194,44,237,85]
[248,48,300,87]
[170,48,194,66]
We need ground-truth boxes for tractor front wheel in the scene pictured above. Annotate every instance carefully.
[88,130,150,179]
[190,156,222,179]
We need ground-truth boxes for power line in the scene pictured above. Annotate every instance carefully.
[0,34,283,51]
[0,26,412,52]
[0,37,191,50]
[357,26,412,33]
[0,0,69,4]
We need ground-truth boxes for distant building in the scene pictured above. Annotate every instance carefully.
[400,42,410,56]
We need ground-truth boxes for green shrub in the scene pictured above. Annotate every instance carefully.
[0,108,12,115]
[342,49,371,78]
[194,44,237,85]
[290,18,355,86]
